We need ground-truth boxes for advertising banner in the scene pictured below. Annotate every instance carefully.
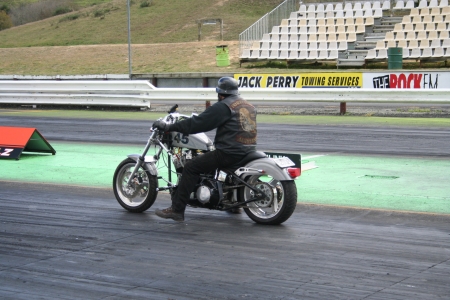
[363,72,450,89]
[234,73,363,88]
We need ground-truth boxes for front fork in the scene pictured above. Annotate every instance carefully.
[127,160,144,187]
[126,130,167,186]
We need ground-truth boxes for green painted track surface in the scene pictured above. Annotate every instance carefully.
[1,141,448,215]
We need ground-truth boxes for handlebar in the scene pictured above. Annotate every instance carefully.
[168,104,178,114]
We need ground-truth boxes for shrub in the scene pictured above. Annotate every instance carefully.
[140,0,152,8]
[58,13,80,23]
[54,7,73,16]
[0,10,13,31]
[0,4,10,14]
[93,8,110,18]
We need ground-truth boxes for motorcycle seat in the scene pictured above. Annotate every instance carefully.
[225,151,267,173]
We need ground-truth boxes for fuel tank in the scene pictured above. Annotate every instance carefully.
[170,131,214,151]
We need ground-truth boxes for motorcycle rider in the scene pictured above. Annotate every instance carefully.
[152,77,257,221]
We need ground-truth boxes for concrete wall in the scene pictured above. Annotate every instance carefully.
[0,73,234,88]
[132,73,233,88]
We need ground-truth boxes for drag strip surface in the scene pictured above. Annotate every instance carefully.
[1,114,449,299]
[1,182,449,299]
[1,116,449,157]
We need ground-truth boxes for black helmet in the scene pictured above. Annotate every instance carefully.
[215,77,239,95]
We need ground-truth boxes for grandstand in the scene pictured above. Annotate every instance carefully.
[239,0,450,67]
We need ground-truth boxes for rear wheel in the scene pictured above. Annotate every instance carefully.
[239,175,297,225]
[113,158,158,213]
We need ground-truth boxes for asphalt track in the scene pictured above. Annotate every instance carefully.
[0,111,449,299]
[0,115,449,156]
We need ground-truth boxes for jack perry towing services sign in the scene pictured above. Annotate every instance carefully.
[235,73,362,88]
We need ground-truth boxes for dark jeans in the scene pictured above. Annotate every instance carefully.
[171,149,244,212]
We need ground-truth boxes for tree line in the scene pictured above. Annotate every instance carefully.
[0,0,76,30]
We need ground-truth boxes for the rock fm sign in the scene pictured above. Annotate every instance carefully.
[372,73,439,89]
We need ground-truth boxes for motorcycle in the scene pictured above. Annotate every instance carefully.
[113,104,301,225]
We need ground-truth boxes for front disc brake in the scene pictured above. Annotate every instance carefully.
[122,172,142,198]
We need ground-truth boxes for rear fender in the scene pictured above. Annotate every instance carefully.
[127,154,158,176]
[240,158,292,181]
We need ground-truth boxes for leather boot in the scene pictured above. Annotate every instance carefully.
[155,206,185,222]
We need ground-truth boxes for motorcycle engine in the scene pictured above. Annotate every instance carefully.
[194,180,219,206]
[196,186,211,204]
[172,149,193,171]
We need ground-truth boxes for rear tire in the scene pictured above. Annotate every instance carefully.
[113,158,158,213]
[239,176,297,225]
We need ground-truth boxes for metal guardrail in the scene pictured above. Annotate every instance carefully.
[0,74,129,80]
[0,80,449,109]
[135,87,450,103]
[0,80,154,108]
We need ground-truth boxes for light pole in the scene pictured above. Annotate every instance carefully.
[127,0,132,79]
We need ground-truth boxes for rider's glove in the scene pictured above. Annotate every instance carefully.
[152,121,170,132]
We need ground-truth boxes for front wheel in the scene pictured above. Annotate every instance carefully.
[113,158,158,213]
[238,175,297,225]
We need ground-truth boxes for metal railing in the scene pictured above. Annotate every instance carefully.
[237,0,396,57]
[0,80,154,108]
[0,80,449,109]
[149,88,450,104]
[239,0,298,56]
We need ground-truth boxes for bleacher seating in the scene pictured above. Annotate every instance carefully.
[240,0,450,65]
[368,3,450,62]
[242,1,387,61]
[395,0,448,9]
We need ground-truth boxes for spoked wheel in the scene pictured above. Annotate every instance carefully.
[239,174,297,225]
[113,158,158,213]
